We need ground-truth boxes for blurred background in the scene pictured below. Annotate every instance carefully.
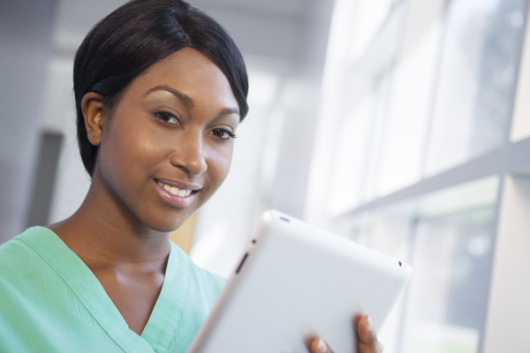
[1,0,529,352]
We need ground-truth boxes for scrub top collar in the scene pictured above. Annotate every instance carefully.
[20,227,190,353]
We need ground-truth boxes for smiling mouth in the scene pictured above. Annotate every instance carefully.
[156,180,198,197]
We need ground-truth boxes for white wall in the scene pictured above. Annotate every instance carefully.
[0,0,56,243]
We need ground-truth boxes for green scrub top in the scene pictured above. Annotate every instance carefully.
[0,227,225,353]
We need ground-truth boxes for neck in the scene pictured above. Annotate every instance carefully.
[50,172,171,266]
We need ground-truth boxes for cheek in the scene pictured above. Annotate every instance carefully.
[99,120,163,187]
[206,145,234,188]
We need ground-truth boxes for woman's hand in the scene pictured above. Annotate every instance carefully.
[308,315,383,353]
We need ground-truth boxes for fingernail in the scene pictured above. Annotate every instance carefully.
[316,338,327,353]
[378,341,384,352]
[366,316,373,331]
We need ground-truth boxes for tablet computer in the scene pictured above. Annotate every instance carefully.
[188,210,412,353]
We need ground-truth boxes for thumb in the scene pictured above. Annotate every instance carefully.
[357,316,380,353]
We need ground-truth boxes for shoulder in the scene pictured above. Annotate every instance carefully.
[0,227,56,307]
[0,227,48,274]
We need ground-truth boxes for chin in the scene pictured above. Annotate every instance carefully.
[142,211,191,233]
[144,220,182,233]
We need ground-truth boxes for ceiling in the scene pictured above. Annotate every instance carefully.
[53,0,332,64]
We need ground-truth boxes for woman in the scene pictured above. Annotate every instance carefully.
[0,1,381,352]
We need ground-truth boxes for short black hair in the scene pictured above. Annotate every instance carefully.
[74,0,249,177]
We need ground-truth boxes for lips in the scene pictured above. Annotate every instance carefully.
[154,178,202,207]
[157,181,192,197]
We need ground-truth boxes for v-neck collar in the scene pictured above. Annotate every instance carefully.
[141,241,191,352]
[19,227,190,353]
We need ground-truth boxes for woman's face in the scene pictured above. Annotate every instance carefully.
[94,48,240,232]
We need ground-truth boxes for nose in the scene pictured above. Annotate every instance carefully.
[169,131,207,176]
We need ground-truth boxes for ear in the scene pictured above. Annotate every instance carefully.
[81,92,106,146]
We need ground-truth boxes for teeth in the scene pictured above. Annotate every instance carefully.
[158,182,192,197]
[178,189,189,197]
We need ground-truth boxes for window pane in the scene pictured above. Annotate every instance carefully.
[350,0,396,60]
[400,177,500,353]
[425,0,527,176]
[328,94,375,214]
[376,23,442,196]
[402,208,494,353]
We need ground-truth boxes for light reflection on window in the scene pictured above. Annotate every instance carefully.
[425,0,527,176]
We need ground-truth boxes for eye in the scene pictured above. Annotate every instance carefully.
[211,128,237,140]
[155,111,180,125]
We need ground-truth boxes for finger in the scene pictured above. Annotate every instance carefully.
[357,316,380,353]
[310,337,333,353]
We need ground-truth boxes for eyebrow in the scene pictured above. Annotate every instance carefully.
[144,85,194,108]
[215,107,241,121]
[144,85,241,119]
